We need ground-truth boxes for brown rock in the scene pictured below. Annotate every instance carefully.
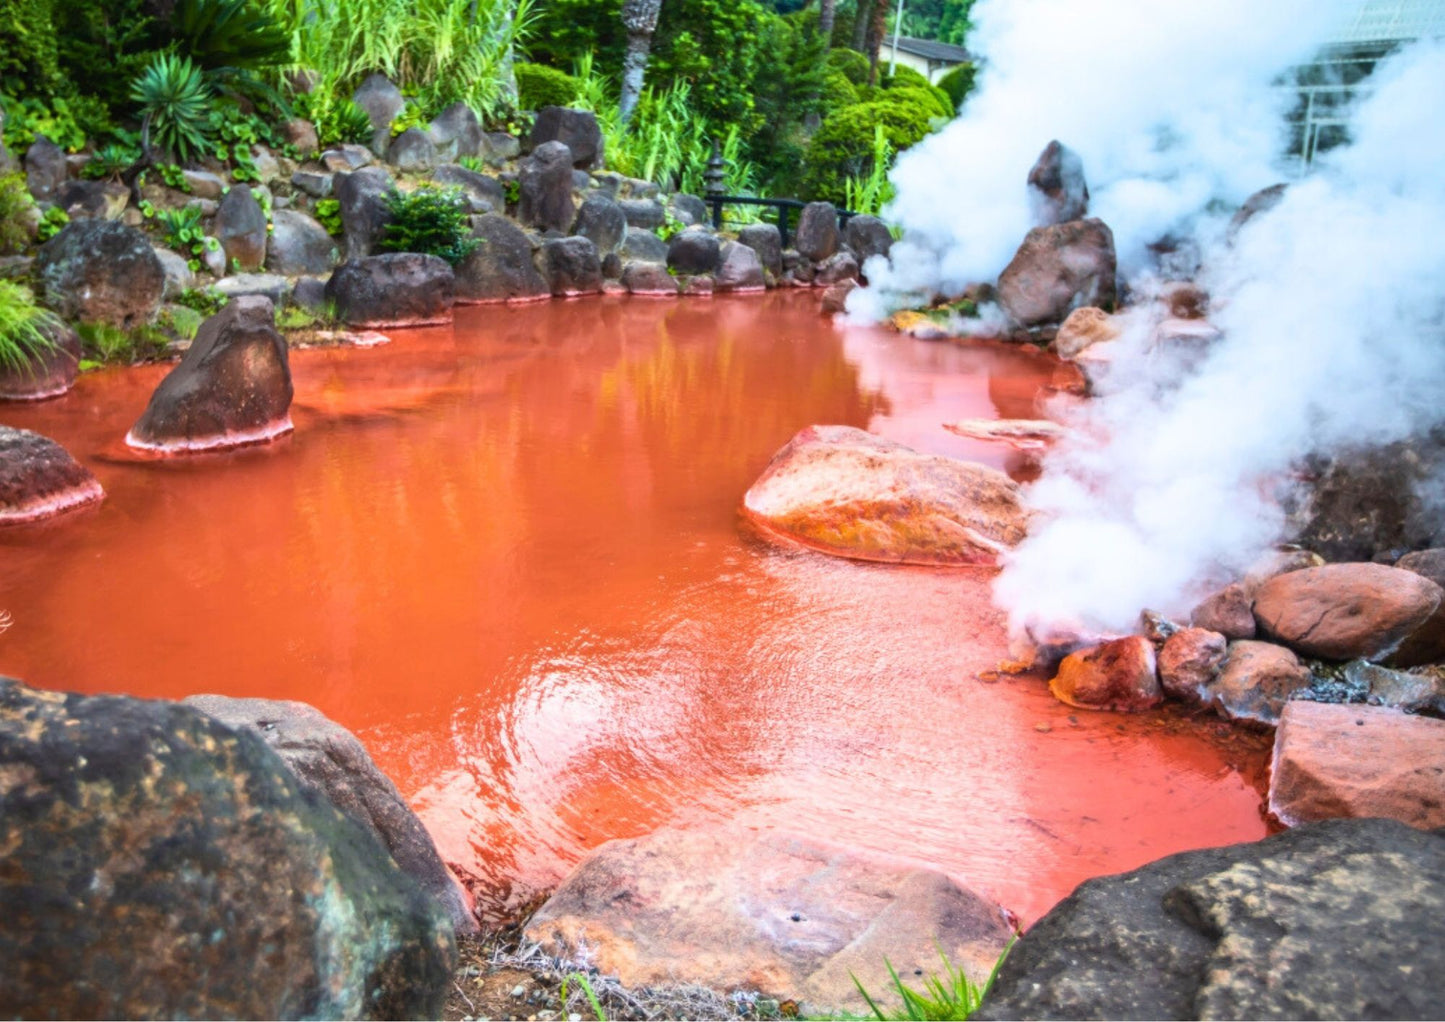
[1052,306,1119,359]
[1269,701,1445,829]
[1159,627,1227,702]
[523,826,1013,1016]
[1253,563,1443,661]
[1191,583,1256,639]
[1049,636,1161,712]
[943,418,1068,450]
[1203,640,1312,726]
[996,218,1116,329]
[1392,549,1445,666]
[1158,281,1208,319]
[1242,547,1325,595]
[0,325,80,401]
[1026,140,1088,226]
[742,425,1028,566]
[0,426,104,525]
[820,281,856,314]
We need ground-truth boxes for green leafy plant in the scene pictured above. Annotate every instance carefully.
[844,123,896,216]
[936,64,977,109]
[80,142,141,180]
[77,319,170,363]
[387,104,429,138]
[502,178,520,207]
[849,943,1012,1022]
[157,162,191,191]
[0,94,89,152]
[35,206,69,242]
[0,173,35,255]
[158,303,204,341]
[0,280,60,373]
[173,286,228,316]
[376,186,477,265]
[156,206,220,269]
[294,92,373,148]
[314,197,343,236]
[457,154,487,173]
[131,52,214,163]
[559,972,607,1022]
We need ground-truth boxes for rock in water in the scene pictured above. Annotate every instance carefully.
[1049,636,1162,712]
[714,241,765,292]
[1269,701,1445,830]
[1052,306,1119,359]
[997,219,1116,330]
[1026,140,1089,226]
[541,236,602,297]
[0,426,103,524]
[455,215,550,303]
[184,694,477,936]
[325,253,455,328]
[973,818,1445,1021]
[943,418,1069,449]
[1253,562,1442,661]
[620,262,678,296]
[127,296,293,453]
[524,826,1013,1016]
[35,220,164,328]
[0,678,454,1019]
[666,229,721,275]
[742,425,1028,566]
[0,324,81,401]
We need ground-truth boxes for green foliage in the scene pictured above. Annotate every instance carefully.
[35,206,68,242]
[376,186,478,265]
[936,63,977,109]
[503,178,520,207]
[0,174,35,255]
[804,98,935,204]
[844,123,895,216]
[750,7,829,194]
[157,206,219,267]
[131,53,215,163]
[826,48,872,86]
[388,104,430,138]
[884,85,953,121]
[879,64,932,91]
[173,286,229,317]
[76,319,170,363]
[0,94,90,152]
[0,0,61,91]
[848,942,1011,1022]
[159,303,204,341]
[0,279,59,373]
[80,142,141,179]
[822,69,861,110]
[313,197,343,236]
[51,0,166,117]
[559,973,607,1022]
[294,92,373,147]
[650,0,769,129]
[515,63,581,112]
[172,0,292,74]
[157,163,191,191]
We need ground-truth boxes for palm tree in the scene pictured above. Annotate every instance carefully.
[620,0,664,125]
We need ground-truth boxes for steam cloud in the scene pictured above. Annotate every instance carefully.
[848,0,1445,636]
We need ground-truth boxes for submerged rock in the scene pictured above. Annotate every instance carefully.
[524,826,1013,1016]
[0,426,103,525]
[742,425,1028,566]
[1253,562,1442,662]
[997,219,1116,330]
[35,220,164,329]
[1049,636,1161,712]
[126,296,293,453]
[1052,306,1119,359]
[325,253,455,328]
[974,818,1445,1021]
[1269,701,1445,829]
[0,678,454,1019]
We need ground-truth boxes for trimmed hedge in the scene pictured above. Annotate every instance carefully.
[824,47,870,85]
[514,63,581,111]
[937,62,978,109]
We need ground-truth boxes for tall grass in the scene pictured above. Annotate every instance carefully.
[844,123,896,216]
[847,942,1014,1022]
[0,281,60,374]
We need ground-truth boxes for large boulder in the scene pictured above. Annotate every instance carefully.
[1253,562,1442,662]
[184,695,477,936]
[527,106,603,169]
[524,826,1012,1016]
[794,201,840,262]
[384,127,437,174]
[997,218,1117,329]
[1026,140,1089,226]
[23,136,66,201]
[1268,701,1445,830]
[1393,549,1445,665]
[715,241,766,292]
[216,185,268,272]
[621,262,678,297]
[265,209,337,276]
[334,166,396,260]
[0,678,453,1019]
[619,197,666,230]
[325,253,455,328]
[571,194,626,253]
[541,236,602,297]
[1201,640,1312,726]
[126,296,293,453]
[0,324,80,401]
[620,225,669,263]
[432,164,506,214]
[517,140,576,233]
[1049,636,1162,712]
[666,228,721,275]
[974,818,1445,1021]
[352,72,406,154]
[742,425,1029,566]
[427,101,482,162]
[454,214,549,302]
[35,220,164,328]
[843,214,893,264]
[815,250,859,286]
[737,222,783,277]
[0,426,103,524]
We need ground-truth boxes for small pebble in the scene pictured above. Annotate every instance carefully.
[1034,723,1052,732]
[570,1014,583,1022]
[511,985,526,998]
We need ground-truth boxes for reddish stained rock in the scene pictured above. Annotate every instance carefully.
[1158,627,1227,702]
[0,325,80,401]
[1253,563,1443,662]
[943,418,1068,450]
[1049,636,1161,712]
[1391,549,1445,667]
[1269,701,1445,829]
[997,218,1116,329]
[1191,583,1256,640]
[1203,640,1312,726]
[0,426,103,525]
[1052,306,1119,359]
[820,281,855,314]
[522,826,1013,1016]
[742,425,1028,566]
[1242,547,1324,593]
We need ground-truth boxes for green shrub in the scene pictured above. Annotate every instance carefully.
[826,48,871,85]
[0,94,90,152]
[821,69,860,110]
[882,85,953,121]
[131,53,214,162]
[850,942,1013,1022]
[76,319,170,363]
[80,142,140,179]
[0,174,35,255]
[0,0,61,91]
[173,286,228,316]
[515,63,581,111]
[313,198,343,236]
[377,187,478,265]
[156,206,219,269]
[0,279,59,373]
[804,99,936,204]
[388,104,430,138]
[936,63,977,109]
[35,206,68,242]
[879,64,932,91]
[295,93,372,148]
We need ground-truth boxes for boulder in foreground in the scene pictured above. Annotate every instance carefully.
[524,826,1013,1016]
[974,818,1445,1021]
[997,218,1116,329]
[742,425,1028,566]
[0,426,103,525]
[0,678,454,1020]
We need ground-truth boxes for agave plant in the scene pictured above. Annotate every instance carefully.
[0,281,60,374]
[131,53,214,164]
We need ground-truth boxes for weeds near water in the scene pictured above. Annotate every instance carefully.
[0,281,60,374]
[845,942,1013,1022]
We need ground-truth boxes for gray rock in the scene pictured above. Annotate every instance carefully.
[181,169,226,200]
[0,325,81,403]
[433,164,505,214]
[53,180,128,221]
[455,214,549,302]
[216,185,268,271]
[1201,639,1312,726]
[325,252,455,327]
[291,275,328,312]
[542,236,602,296]
[385,128,437,174]
[571,169,591,194]
[152,247,195,300]
[843,215,893,263]
[669,193,709,227]
[352,72,406,154]
[35,220,164,328]
[320,144,373,173]
[621,262,678,296]
[23,136,66,201]
[283,118,319,154]
[620,226,669,263]
[1027,140,1089,226]
[619,198,666,230]
[997,218,1117,329]
[249,146,281,184]
[518,140,576,233]
[0,677,453,1019]
[601,250,622,280]
[266,209,338,277]
[1345,660,1445,714]
[185,695,477,937]
[590,172,623,200]
[715,241,765,292]
[666,229,721,275]
[571,195,627,253]
[334,166,395,260]
[625,177,661,199]
[183,197,219,218]
[815,250,859,285]
[737,222,783,276]
[427,101,482,162]
[974,818,1445,1021]
[213,273,292,306]
[291,169,333,199]
[481,132,520,167]
[794,201,840,262]
[527,106,603,169]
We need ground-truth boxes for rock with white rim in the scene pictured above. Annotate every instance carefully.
[0,426,103,524]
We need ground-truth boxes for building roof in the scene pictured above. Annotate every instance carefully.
[883,35,973,64]
[1329,0,1445,44]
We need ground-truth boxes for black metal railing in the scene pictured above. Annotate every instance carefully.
[704,196,860,248]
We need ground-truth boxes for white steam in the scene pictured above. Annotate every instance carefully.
[848,0,1445,637]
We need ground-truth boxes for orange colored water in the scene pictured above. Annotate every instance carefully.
[0,293,1267,926]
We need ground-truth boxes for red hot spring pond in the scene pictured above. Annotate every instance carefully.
[0,292,1269,926]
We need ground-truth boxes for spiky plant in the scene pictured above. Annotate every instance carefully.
[131,53,214,163]
[0,281,60,374]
